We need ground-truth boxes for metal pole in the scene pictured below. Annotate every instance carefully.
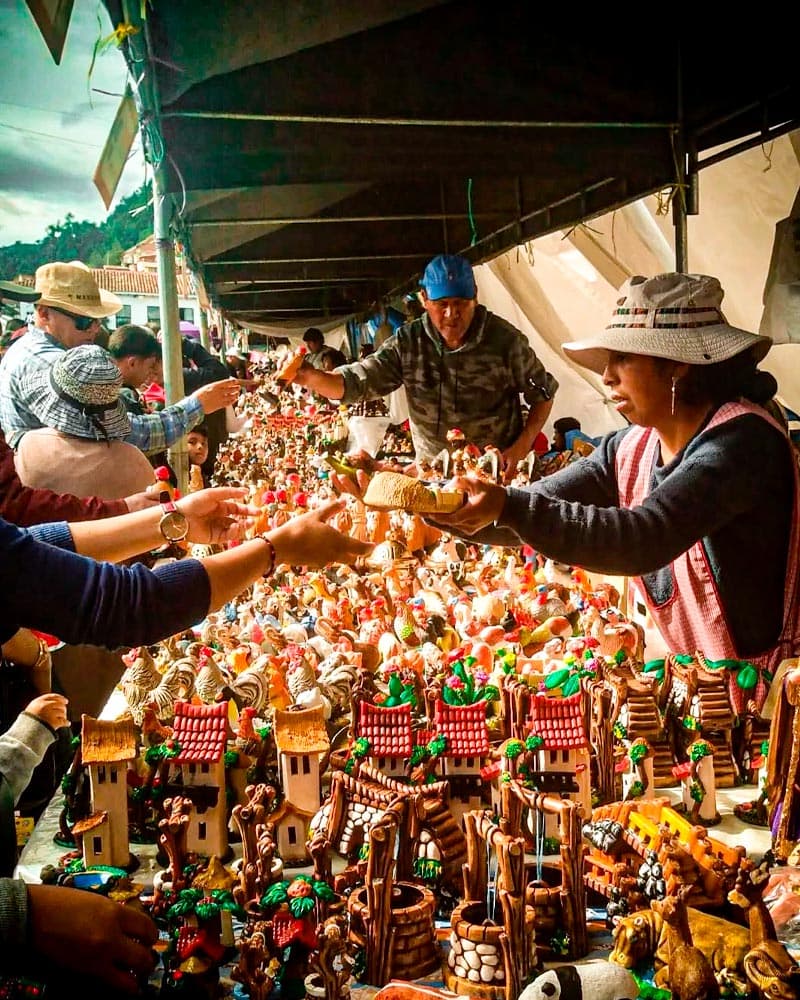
[198,307,210,351]
[154,193,189,493]
[672,45,688,274]
[121,0,188,494]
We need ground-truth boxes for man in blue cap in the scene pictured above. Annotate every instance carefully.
[293,253,557,481]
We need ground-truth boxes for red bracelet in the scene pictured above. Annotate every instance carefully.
[254,534,277,577]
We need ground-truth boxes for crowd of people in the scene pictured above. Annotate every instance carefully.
[0,252,796,990]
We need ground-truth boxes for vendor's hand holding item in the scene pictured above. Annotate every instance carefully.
[362,470,465,514]
[425,474,507,533]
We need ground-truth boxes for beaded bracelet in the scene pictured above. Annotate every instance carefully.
[254,534,277,577]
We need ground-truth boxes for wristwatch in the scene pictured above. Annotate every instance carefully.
[159,499,189,543]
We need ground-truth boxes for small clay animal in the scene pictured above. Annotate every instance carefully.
[652,891,720,1000]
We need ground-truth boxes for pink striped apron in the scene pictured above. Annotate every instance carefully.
[616,402,800,691]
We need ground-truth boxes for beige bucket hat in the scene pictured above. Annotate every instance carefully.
[563,273,772,375]
[35,261,122,319]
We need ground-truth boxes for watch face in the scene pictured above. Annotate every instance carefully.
[160,510,189,542]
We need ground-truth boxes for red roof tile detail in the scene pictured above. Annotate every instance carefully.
[433,700,490,757]
[171,700,228,763]
[357,702,413,757]
[527,692,588,750]
[16,267,192,297]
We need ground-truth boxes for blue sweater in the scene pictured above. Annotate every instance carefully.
[0,518,211,647]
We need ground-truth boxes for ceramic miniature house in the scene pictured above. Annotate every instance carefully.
[526,691,592,835]
[75,714,138,870]
[355,701,414,779]
[270,705,330,863]
[432,699,490,827]
[167,700,230,860]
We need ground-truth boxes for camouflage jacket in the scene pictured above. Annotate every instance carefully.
[338,306,558,461]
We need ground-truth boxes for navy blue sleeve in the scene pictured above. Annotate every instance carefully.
[0,517,211,647]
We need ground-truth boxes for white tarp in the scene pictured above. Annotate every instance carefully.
[472,130,800,438]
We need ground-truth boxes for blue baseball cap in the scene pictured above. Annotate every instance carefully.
[420,254,477,300]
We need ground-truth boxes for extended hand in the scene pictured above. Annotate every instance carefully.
[500,440,530,484]
[428,475,508,534]
[24,692,69,730]
[123,490,160,513]
[269,500,374,567]
[177,487,258,543]
[26,883,159,993]
[193,377,242,414]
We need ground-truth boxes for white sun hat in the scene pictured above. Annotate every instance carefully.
[562,273,772,375]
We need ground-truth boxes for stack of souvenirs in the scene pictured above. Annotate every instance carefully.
[34,348,789,1000]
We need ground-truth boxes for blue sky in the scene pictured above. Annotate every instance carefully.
[0,0,146,246]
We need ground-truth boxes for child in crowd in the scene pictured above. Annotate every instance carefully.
[187,423,211,488]
[0,691,69,874]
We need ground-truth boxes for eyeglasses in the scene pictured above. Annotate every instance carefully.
[48,307,99,332]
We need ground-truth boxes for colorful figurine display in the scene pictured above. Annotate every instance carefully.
[25,343,792,1000]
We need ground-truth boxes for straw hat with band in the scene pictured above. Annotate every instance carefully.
[35,261,121,319]
[562,273,772,375]
[24,344,131,441]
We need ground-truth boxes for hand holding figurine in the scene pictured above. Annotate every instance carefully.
[427,475,507,534]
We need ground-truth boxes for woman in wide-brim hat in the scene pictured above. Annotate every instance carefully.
[431,271,800,679]
[14,344,155,500]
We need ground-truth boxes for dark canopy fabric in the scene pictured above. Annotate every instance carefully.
[103,1,800,333]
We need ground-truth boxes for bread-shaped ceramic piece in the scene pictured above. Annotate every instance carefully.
[362,471,465,513]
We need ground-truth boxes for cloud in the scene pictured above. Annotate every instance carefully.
[0,0,144,244]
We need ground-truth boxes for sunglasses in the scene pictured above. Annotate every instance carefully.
[48,307,99,332]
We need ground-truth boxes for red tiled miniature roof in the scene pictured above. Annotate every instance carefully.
[527,692,588,750]
[170,700,228,763]
[357,702,413,757]
[433,700,490,757]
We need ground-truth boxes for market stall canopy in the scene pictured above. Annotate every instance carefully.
[100,1,800,333]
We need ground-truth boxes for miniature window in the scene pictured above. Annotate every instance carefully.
[198,822,206,840]
[290,757,299,775]
[97,765,106,783]
[92,836,102,856]
[202,763,209,774]
[454,757,463,768]
[302,756,310,775]
[562,750,570,764]
[110,769,118,784]
[288,826,298,845]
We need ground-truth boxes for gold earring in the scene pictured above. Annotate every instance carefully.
[671,375,679,416]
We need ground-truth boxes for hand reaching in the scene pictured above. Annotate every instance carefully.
[427,476,508,534]
[24,692,69,731]
[193,378,242,414]
[176,487,258,544]
[269,500,374,567]
[26,883,159,993]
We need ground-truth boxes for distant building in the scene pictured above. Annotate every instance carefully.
[12,236,198,330]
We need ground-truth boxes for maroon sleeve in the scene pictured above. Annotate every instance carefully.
[0,434,128,526]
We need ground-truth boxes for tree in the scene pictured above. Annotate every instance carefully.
[0,184,153,277]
